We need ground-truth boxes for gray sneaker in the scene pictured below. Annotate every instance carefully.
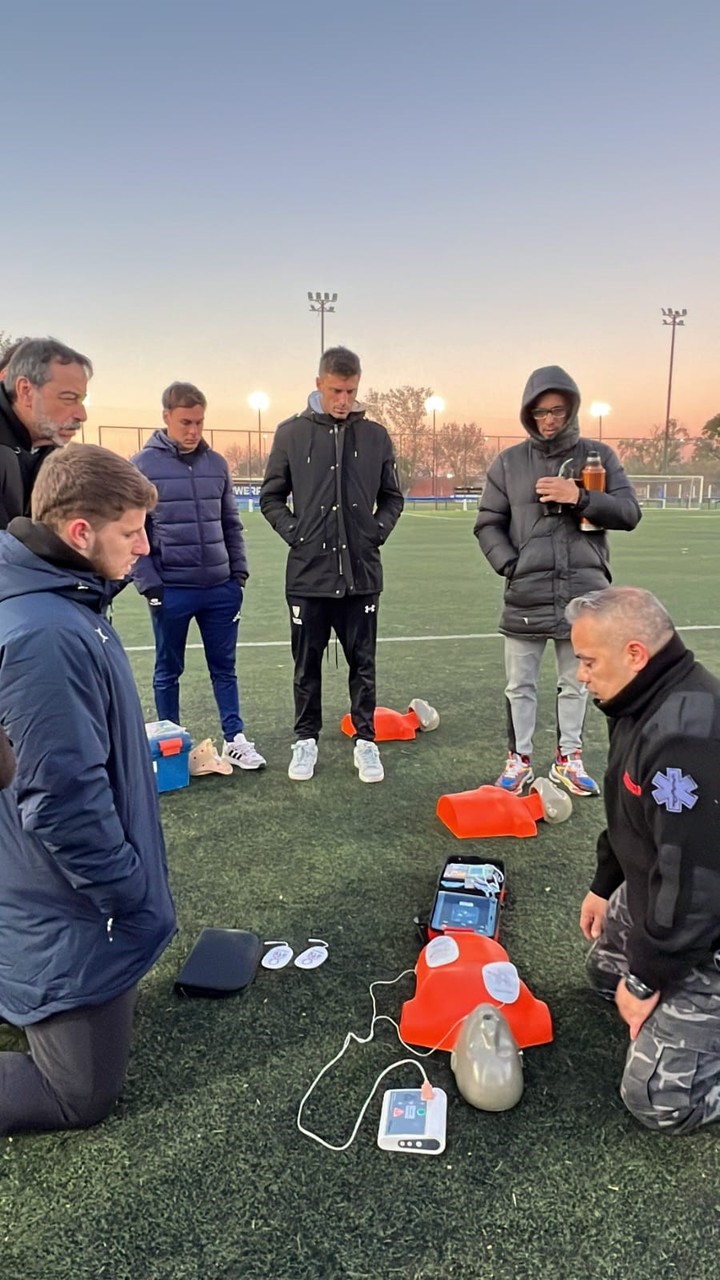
[288,738,318,781]
[353,739,384,783]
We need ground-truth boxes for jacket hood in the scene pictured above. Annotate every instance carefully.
[305,390,367,422]
[142,429,209,457]
[520,365,581,454]
[0,522,113,611]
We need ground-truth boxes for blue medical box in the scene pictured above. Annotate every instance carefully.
[145,720,192,793]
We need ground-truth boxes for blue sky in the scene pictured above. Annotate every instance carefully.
[3,0,718,439]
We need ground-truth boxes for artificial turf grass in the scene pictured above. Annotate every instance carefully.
[4,509,720,1280]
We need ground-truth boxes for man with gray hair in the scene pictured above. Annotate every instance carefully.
[0,337,92,528]
[568,585,720,1134]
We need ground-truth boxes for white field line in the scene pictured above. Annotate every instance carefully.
[124,623,720,654]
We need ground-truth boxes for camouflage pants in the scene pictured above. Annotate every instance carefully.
[587,883,720,1134]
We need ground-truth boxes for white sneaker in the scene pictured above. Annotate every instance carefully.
[288,738,318,781]
[353,739,384,783]
[221,732,266,771]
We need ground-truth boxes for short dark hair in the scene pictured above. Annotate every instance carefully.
[318,347,361,379]
[162,382,207,411]
[32,444,157,531]
[4,338,93,397]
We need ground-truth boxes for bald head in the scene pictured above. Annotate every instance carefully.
[566,587,675,702]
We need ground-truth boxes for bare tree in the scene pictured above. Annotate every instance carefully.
[691,413,720,482]
[222,442,266,478]
[436,421,494,489]
[618,420,689,473]
[364,385,434,492]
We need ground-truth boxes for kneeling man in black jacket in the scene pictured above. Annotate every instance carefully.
[572,586,720,1134]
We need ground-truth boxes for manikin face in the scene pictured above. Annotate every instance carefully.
[15,360,88,446]
[315,372,360,420]
[163,403,205,452]
[530,391,569,440]
[78,508,150,580]
[571,613,647,702]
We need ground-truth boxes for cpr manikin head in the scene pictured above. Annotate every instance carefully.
[450,1003,524,1111]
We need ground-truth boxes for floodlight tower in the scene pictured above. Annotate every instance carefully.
[248,391,270,470]
[589,401,611,442]
[308,291,338,355]
[661,307,687,474]
[424,395,445,509]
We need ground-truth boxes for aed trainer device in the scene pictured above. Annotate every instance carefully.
[377,1088,447,1155]
[430,891,497,937]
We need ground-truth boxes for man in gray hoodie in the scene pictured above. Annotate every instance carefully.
[474,365,641,797]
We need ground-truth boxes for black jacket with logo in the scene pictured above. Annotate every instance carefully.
[260,396,403,598]
[0,384,54,529]
[591,633,720,990]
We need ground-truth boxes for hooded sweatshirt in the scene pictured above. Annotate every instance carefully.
[0,521,176,1024]
[260,393,403,598]
[474,366,641,638]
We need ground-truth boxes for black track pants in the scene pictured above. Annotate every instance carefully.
[288,594,379,741]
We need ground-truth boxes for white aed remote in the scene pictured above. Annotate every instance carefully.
[377,1088,447,1155]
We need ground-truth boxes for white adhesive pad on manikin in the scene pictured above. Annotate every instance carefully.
[424,935,460,968]
[483,961,520,1004]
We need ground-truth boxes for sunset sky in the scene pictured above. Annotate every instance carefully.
[3,0,718,443]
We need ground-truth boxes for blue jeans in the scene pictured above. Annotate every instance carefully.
[151,580,244,739]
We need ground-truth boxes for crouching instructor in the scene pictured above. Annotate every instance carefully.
[570,586,720,1134]
[0,444,176,1136]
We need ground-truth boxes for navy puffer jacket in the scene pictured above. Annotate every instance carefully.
[0,523,176,1025]
[131,431,248,593]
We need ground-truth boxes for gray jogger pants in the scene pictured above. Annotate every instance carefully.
[587,885,720,1134]
[503,635,588,759]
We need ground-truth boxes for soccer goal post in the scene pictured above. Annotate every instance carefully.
[627,475,704,508]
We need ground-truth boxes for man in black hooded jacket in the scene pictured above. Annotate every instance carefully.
[260,347,403,784]
[474,364,640,798]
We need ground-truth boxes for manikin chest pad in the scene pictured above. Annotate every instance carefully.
[399,931,553,1052]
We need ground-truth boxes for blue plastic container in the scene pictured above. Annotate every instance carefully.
[145,720,192,793]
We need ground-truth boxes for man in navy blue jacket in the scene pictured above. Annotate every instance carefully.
[0,444,176,1135]
[132,382,265,771]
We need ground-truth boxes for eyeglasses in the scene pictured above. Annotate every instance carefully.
[532,406,567,421]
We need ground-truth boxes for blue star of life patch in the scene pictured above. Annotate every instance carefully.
[651,767,698,812]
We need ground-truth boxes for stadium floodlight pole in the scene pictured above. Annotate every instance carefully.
[661,308,687,474]
[308,291,338,356]
[248,391,270,473]
[424,395,445,510]
[590,401,611,443]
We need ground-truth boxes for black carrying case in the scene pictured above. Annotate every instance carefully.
[174,928,263,998]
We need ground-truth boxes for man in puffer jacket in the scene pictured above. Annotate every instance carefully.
[0,444,176,1135]
[260,347,403,784]
[474,365,641,797]
[132,382,265,771]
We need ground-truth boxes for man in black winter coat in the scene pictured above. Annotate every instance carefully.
[0,337,92,529]
[260,347,403,784]
[570,586,720,1134]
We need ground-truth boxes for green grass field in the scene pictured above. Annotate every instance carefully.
[2,509,720,1280]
